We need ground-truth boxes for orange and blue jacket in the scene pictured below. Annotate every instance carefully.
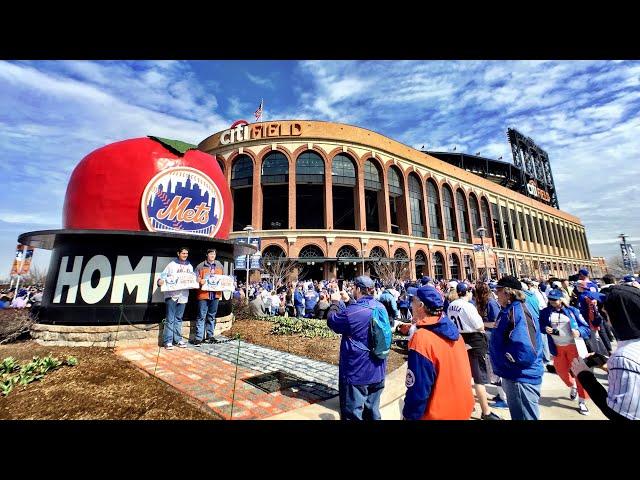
[195,260,224,301]
[402,313,474,420]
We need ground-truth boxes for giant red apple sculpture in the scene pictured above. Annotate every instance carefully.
[63,136,232,239]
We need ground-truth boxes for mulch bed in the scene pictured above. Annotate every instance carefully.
[0,341,220,420]
[224,318,408,374]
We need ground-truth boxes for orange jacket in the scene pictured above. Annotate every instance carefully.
[403,314,474,420]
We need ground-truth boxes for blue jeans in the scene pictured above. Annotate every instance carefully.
[295,305,305,317]
[502,378,541,420]
[195,298,219,341]
[164,299,186,346]
[339,377,385,420]
[540,333,551,364]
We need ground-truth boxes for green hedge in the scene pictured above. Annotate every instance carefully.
[267,316,338,339]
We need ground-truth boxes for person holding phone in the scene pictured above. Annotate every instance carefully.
[571,285,640,421]
[539,289,592,415]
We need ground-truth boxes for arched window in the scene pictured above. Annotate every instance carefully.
[296,151,325,229]
[442,185,458,242]
[230,154,253,231]
[388,166,405,235]
[364,160,383,232]
[427,180,443,240]
[369,246,387,259]
[332,154,357,230]
[408,174,425,237]
[394,248,409,259]
[469,194,481,234]
[337,245,358,259]
[433,252,445,280]
[456,190,471,244]
[261,152,289,184]
[480,197,493,244]
[331,154,356,186]
[449,253,460,280]
[261,152,289,231]
[262,245,286,259]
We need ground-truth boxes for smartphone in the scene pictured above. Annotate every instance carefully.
[584,353,609,368]
[338,279,344,291]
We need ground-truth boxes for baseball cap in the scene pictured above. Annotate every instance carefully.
[420,276,432,285]
[552,280,562,288]
[456,283,468,295]
[624,274,637,283]
[353,275,374,289]
[496,275,522,290]
[547,288,564,300]
[579,268,589,277]
[407,286,418,297]
[415,286,444,310]
[447,280,458,289]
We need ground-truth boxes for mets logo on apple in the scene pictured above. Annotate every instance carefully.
[141,166,224,237]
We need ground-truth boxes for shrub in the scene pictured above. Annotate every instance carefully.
[269,316,338,339]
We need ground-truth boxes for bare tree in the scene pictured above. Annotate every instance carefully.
[372,259,410,286]
[22,263,48,285]
[607,257,630,279]
[262,257,299,289]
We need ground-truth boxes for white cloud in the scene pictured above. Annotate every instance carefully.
[247,72,275,89]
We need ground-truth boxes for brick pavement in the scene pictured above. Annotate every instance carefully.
[115,337,339,420]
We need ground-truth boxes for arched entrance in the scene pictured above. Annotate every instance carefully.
[336,245,358,279]
[366,246,386,279]
[433,252,445,280]
[298,245,325,281]
[415,250,428,279]
[464,253,474,282]
[449,253,461,280]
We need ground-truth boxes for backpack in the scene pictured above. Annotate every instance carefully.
[349,304,392,360]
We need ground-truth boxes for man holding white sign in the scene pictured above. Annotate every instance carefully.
[157,247,196,350]
[193,248,225,346]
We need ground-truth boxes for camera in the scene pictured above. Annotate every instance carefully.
[584,353,609,368]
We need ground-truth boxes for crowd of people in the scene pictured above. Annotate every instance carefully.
[0,284,43,311]
[314,268,640,421]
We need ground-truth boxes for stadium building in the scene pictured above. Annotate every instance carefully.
[198,120,596,281]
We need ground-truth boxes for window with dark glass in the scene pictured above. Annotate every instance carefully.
[469,195,481,233]
[456,190,471,244]
[332,154,357,230]
[262,152,289,230]
[261,152,289,184]
[427,181,443,240]
[230,154,253,231]
[517,211,528,243]
[388,167,403,235]
[501,205,514,249]
[364,160,382,190]
[481,197,494,242]
[408,174,425,237]
[296,151,325,229]
[442,186,458,242]
[491,202,504,248]
[364,160,382,232]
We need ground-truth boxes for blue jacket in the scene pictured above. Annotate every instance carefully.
[577,291,603,329]
[489,300,544,384]
[539,305,591,357]
[470,297,501,329]
[304,289,319,310]
[378,289,400,323]
[294,289,305,307]
[327,296,387,385]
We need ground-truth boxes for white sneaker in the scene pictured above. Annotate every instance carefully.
[569,387,578,400]
[578,402,589,415]
[164,343,174,350]
[176,341,188,348]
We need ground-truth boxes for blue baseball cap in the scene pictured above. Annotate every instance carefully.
[420,275,432,285]
[579,268,589,277]
[354,275,374,289]
[547,288,564,300]
[407,286,418,297]
[624,274,637,283]
[456,283,468,295]
[416,286,444,310]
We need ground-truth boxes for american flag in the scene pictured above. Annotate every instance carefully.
[254,99,263,121]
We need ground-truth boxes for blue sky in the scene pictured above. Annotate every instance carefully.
[1,60,639,279]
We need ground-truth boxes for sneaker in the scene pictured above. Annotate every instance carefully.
[191,339,202,347]
[578,402,589,415]
[481,412,502,420]
[164,343,174,350]
[176,341,188,348]
[569,387,578,400]
[491,399,509,409]
[205,337,218,344]
[546,364,557,374]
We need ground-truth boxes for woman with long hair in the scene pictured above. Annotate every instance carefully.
[473,281,506,408]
